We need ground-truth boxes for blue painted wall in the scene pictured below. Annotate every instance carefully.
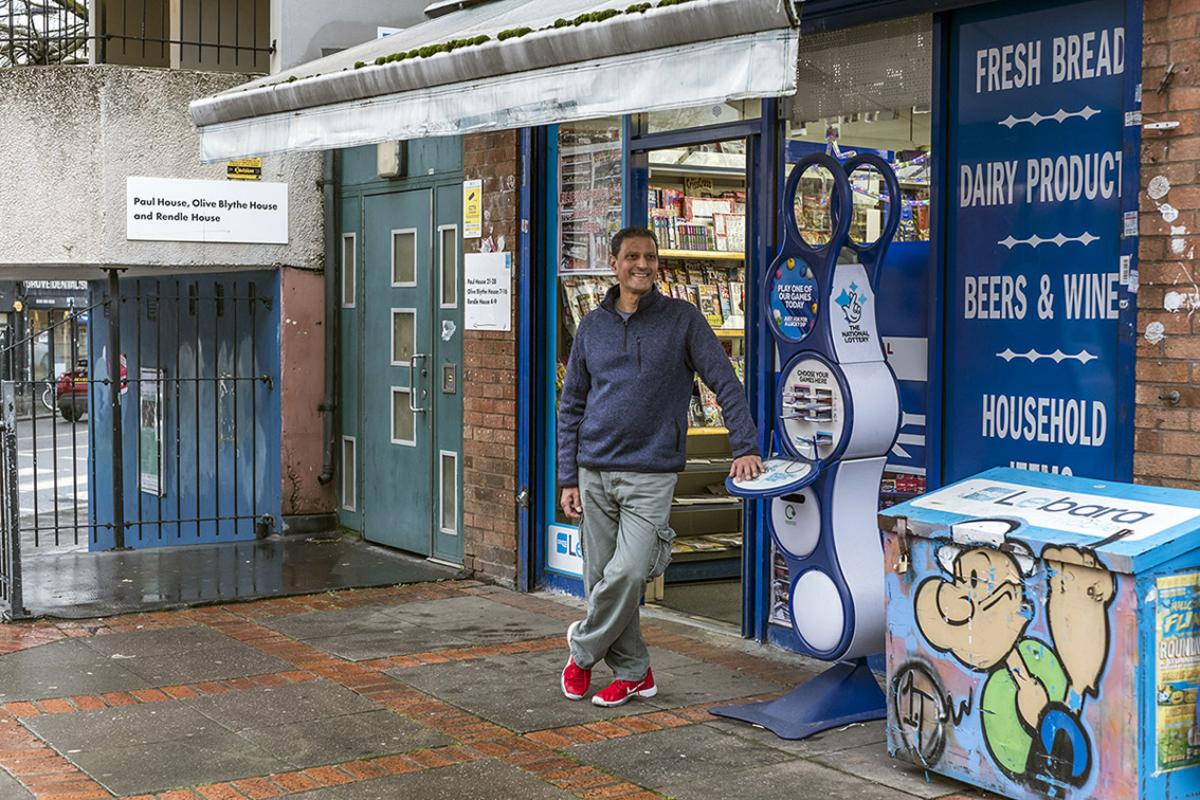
[88,272,282,550]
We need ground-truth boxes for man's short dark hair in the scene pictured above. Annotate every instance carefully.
[610,226,658,258]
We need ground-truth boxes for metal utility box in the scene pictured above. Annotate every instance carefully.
[878,467,1200,800]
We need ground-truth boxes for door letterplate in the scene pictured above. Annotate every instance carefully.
[442,363,457,394]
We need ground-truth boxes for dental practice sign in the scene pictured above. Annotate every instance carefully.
[126,177,288,244]
[944,0,1136,482]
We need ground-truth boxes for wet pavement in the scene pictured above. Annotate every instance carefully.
[15,534,463,618]
[0,580,990,800]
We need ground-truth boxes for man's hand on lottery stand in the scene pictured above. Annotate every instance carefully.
[729,455,764,481]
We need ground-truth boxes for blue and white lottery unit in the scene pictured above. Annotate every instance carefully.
[714,151,901,738]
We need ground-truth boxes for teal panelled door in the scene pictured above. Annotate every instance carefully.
[357,183,465,561]
[361,189,435,554]
[432,183,463,564]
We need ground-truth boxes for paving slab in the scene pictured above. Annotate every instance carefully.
[81,625,235,658]
[386,647,700,732]
[0,768,33,799]
[0,639,152,702]
[236,709,452,768]
[302,624,476,661]
[380,595,567,644]
[118,642,293,685]
[23,703,226,750]
[261,607,474,661]
[68,732,289,797]
[658,756,926,800]
[260,607,410,641]
[569,724,795,790]
[188,680,379,730]
[284,759,576,800]
[811,741,967,799]
[645,658,782,709]
[387,651,648,731]
[706,718,889,758]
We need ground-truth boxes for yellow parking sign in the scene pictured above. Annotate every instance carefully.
[227,158,263,181]
[463,179,482,238]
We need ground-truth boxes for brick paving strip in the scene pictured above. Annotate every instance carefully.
[0,581,794,799]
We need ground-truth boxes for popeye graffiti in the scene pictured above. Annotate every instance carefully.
[910,519,1116,792]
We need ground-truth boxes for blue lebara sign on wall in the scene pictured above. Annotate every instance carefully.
[943,0,1138,483]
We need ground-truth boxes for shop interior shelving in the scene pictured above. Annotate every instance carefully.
[646,153,749,584]
[554,141,763,586]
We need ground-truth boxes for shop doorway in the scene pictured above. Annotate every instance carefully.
[340,180,465,565]
[538,114,766,630]
[634,138,752,626]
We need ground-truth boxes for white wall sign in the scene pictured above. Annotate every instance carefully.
[126,176,288,244]
[547,524,583,577]
[464,252,512,331]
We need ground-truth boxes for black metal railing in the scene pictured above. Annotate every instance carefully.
[2,0,273,70]
[0,414,22,621]
[0,275,274,621]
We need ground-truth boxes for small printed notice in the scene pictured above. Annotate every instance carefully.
[127,176,287,244]
[463,179,483,239]
[464,252,511,331]
[1156,573,1200,773]
[139,368,163,496]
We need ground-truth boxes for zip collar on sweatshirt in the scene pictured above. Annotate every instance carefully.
[599,284,664,317]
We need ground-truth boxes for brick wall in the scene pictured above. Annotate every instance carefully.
[1137,0,1200,487]
[461,131,521,586]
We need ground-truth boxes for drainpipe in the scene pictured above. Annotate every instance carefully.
[318,150,337,485]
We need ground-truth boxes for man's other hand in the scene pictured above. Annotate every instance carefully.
[729,455,764,481]
[561,487,583,520]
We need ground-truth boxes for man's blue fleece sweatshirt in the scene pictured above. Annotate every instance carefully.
[556,283,758,487]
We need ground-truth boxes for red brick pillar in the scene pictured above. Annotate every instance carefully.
[461,132,521,585]
[279,267,336,521]
[1136,0,1200,487]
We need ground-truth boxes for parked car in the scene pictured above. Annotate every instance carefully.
[55,359,89,422]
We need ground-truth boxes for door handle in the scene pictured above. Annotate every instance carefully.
[409,353,429,413]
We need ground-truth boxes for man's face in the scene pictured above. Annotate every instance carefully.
[610,235,660,298]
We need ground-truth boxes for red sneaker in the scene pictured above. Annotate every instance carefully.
[591,667,657,707]
[562,657,590,700]
[562,621,590,700]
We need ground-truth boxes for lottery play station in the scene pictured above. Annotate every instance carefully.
[879,468,1200,800]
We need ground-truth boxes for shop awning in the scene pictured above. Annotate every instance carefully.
[188,0,800,163]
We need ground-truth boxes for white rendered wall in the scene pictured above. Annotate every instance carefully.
[0,66,323,278]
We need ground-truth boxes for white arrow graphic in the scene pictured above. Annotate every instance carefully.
[996,348,1099,365]
[998,232,1099,249]
[999,106,1101,128]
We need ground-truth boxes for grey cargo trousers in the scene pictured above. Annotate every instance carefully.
[568,467,677,682]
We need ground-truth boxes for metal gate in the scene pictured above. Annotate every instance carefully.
[0,388,21,622]
[0,273,276,621]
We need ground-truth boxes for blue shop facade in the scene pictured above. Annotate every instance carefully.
[188,0,1146,646]
[528,0,1143,653]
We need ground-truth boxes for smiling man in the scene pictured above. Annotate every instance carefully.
[557,226,763,707]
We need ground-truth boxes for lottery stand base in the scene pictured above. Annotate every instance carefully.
[710,657,885,740]
[717,457,888,741]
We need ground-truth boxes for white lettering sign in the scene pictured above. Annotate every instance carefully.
[912,478,1200,540]
[464,252,512,331]
[126,177,288,244]
[974,27,1124,94]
